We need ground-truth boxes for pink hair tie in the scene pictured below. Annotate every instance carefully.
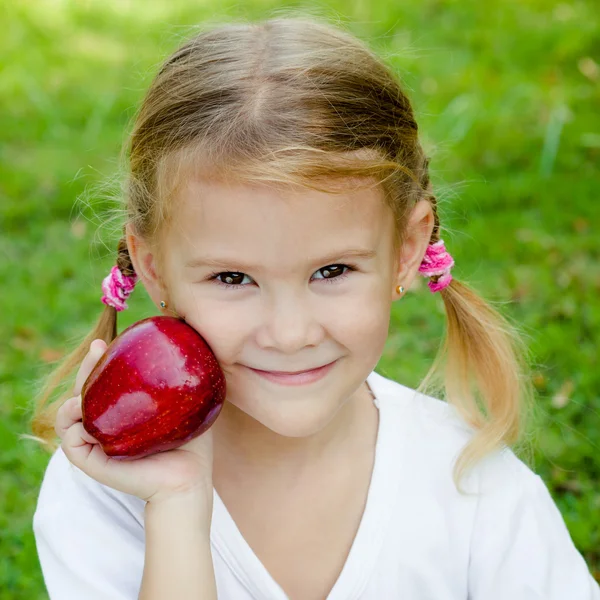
[101,265,138,311]
[418,239,455,293]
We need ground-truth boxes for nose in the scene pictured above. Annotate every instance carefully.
[256,292,324,353]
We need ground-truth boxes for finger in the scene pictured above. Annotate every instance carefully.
[73,339,108,397]
[61,423,135,494]
[55,396,82,440]
[61,422,108,477]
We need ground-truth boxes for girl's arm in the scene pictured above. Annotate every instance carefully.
[139,489,217,600]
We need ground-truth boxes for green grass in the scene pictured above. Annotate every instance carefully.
[2,0,599,596]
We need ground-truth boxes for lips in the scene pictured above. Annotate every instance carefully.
[250,363,333,375]
[245,360,338,386]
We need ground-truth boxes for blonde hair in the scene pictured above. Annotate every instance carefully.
[28,13,534,490]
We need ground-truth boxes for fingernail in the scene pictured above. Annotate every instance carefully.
[90,340,103,353]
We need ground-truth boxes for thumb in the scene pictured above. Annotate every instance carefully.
[74,339,109,397]
[91,339,108,353]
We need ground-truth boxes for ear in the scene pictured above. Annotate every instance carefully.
[392,200,435,299]
[125,223,166,309]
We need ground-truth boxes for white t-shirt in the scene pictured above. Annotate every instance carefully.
[33,370,600,599]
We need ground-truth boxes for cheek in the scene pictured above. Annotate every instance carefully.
[337,288,392,360]
[330,285,391,333]
[187,310,247,359]
[174,284,249,358]
[347,309,390,360]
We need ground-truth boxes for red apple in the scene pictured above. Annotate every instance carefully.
[81,316,226,460]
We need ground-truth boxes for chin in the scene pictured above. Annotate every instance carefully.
[226,382,349,438]
[256,412,336,438]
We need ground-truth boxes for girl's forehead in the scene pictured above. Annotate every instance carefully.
[172,176,387,229]
[167,176,394,263]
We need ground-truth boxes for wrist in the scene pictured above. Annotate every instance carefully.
[145,486,214,526]
[147,478,214,505]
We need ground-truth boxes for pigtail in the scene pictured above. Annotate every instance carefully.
[26,231,134,452]
[416,166,535,492]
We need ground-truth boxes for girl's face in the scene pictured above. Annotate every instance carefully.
[129,176,429,439]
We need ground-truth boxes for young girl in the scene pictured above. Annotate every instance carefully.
[31,14,599,600]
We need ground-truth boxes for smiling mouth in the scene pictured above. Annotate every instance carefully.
[247,362,335,375]
[244,360,338,386]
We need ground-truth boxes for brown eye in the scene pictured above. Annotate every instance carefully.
[318,265,345,279]
[215,272,248,286]
[313,264,354,284]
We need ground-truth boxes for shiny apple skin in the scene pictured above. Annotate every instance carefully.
[81,316,226,460]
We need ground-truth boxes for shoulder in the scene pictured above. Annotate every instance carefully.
[368,369,473,434]
[366,369,536,492]
[367,372,600,596]
[368,370,477,455]
[34,446,145,532]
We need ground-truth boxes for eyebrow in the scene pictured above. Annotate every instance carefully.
[185,248,377,271]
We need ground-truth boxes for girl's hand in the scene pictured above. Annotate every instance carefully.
[56,339,215,505]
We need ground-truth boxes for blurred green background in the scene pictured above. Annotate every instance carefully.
[1,0,599,596]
